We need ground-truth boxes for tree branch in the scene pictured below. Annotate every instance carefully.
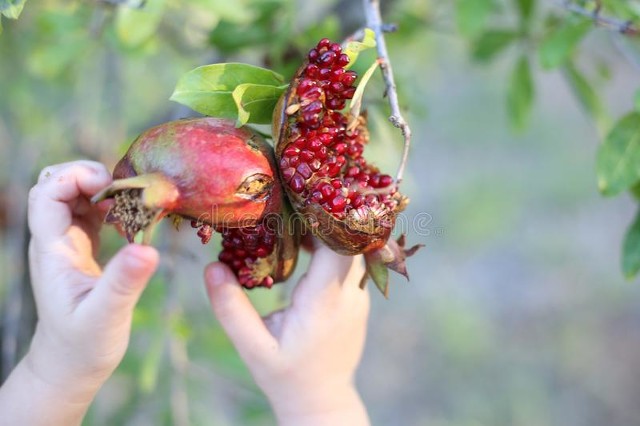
[558,0,640,36]
[362,0,412,185]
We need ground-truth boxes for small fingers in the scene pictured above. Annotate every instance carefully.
[78,244,159,321]
[204,262,278,365]
[292,244,355,305]
[29,161,112,244]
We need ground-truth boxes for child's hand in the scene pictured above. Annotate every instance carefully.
[204,244,370,426]
[0,161,159,425]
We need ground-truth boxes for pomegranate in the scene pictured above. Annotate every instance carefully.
[273,37,421,296]
[92,117,298,288]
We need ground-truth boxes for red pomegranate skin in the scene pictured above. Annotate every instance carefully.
[114,117,281,227]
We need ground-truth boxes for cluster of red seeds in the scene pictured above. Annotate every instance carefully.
[217,223,277,288]
[279,38,398,219]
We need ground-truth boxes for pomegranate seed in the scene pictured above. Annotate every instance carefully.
[333,142,347,154]
[347,166,360,177]
[327,98,345,110]
[319,67,332,78]
[300,149,314,162]
[290,173,305,193]
[342,71,357,85]
[330,43,342,53]
[317,146,328,159]
[379,174,393,187]
[309,159,322,171]
[331,179,342,189]
[369,174,380,187]
[307,138,323,151]
[282,167,296,182]
[284,145,300,157]
[331,68,344,81]
[319,50,336,65]
[317,38,331,49]
[335,53,350,67]
[303,87,323,100]
[343,86,356,99]
[352,194,365,208]
[330,195,347,212]
[319,183,334,198]
[305,64,319,78]
[294,137,307,148]
[303,100,323,114]
[297,162,313,179]
[308,48,319,62]
[289,155,300,167]
[255,247,269,258]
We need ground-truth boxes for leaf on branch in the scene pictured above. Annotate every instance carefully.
[471,30,519,62]
[506,55,534,131]
[623,207,640,279]
[232,83,288,127]
[170,63,285,122]
[344,28,376,69]
[0,0,26,19]
[597,112,640,196]
[539,18,591,70]
[563,61,609,133]
[455,0,495,38]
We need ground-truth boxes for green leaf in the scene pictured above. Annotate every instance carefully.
[344,28,376,69]
[563,61,608,133]
[597,112,640,196]
[170,63,285,119]
[539,19,591,70]
[455,0,494,38]
[232,83,287,126]
[115,0,165,48]
[635,89,640,113]
[506,56,534,131]
[514,0,535,26]
[471,30,518,62]
[0,0,26,19]
[623,207,640,279]
[349,59,380,120]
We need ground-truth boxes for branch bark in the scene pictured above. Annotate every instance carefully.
[362,0,413,184]
[558,0,640,36]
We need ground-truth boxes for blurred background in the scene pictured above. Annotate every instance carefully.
[3,0,640,425]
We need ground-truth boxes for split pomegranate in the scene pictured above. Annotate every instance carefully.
[274,37,420,296]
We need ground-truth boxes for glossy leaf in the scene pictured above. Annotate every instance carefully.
[506,56,534,131]
[597,112,640,196]
[232,83,287,126]
[455,0,494,38]
[471,30,518,62]
[539,19,591,69]
[170,63,285,119]
[623,208,640,279]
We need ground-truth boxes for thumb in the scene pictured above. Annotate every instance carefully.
[83,244,159,320]
[204,262,278,364]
